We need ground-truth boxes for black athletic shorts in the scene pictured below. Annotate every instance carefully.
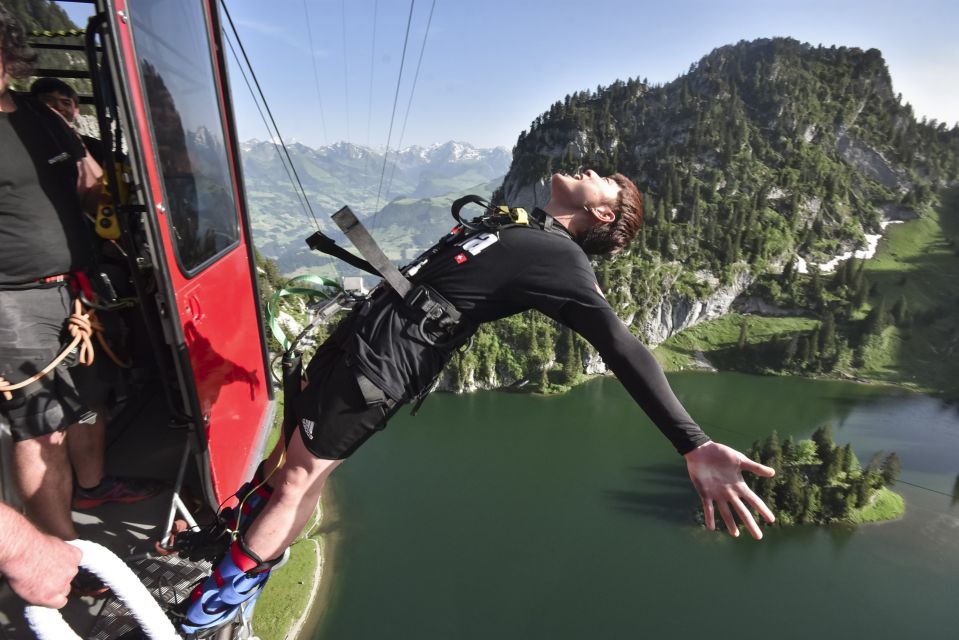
[0,284,98,441]
[293,353,399,460]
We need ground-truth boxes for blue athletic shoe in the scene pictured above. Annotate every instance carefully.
[180,545,272,636]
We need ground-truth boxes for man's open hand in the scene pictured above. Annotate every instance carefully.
[684,441,776,540]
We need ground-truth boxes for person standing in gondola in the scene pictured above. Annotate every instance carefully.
[0,9,161,586]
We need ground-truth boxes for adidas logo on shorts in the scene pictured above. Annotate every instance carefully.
[301,419,315,439]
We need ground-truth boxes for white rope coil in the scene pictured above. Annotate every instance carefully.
[23,539,180,640]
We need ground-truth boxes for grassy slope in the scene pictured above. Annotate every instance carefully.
[655,188,959,398]
[848,486,905,524]
[253,542,319,640]
[654,314,817,371]
[853,189,959,396]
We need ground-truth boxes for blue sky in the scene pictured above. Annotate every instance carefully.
[62,0,959,150]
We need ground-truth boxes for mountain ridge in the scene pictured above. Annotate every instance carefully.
[240,139,511,274]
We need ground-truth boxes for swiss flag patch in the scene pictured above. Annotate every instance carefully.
[454,253,468,264]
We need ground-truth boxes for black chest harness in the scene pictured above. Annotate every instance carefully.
[273,197,572,424]
[309,196,572,349]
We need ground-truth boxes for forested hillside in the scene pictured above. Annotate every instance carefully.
[444,38,959,396]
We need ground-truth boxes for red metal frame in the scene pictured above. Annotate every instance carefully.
[108,0,272,504]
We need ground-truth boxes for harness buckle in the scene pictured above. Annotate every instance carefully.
[404,284,463,346]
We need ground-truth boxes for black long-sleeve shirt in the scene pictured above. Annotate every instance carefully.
[341,214,711,455]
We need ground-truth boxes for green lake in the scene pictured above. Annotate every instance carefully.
[311,373,959,639]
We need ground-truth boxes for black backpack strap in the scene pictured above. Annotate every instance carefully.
[304,230,379,277]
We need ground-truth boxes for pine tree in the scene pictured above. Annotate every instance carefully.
[797,336,811,368]
[784,336,799,367]
[781,258,795,283]
[820,312,837,357]
[811,424,835,461]
[560,328,582,385]
[891,295,909,327]
[738,318,750,350]
[761,431,784,470]
[864,297,889,335]
[853,274,869,309]
[840,443,855,474]
[880,452,901,485]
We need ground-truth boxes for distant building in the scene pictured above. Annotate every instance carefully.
[342,276,368,294]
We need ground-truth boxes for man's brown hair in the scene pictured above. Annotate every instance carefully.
[578,173,644,255]
[0,7,36,80]
[30,77,78,103]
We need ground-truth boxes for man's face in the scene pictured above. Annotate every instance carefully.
[550,169,622,211]
[38,91,79,122]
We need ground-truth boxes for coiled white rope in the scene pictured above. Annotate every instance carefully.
[23,539,180,640]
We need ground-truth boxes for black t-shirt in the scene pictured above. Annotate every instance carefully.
[0,92,93,284]
[324,214,709,455]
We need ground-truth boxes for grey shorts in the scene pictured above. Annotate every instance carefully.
[0,284,98,441]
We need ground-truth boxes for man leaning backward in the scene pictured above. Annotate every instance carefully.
[180,168,777,634]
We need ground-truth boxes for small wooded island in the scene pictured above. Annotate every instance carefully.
[744,425,904,525]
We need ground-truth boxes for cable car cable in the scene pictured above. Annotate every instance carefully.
[219,0,321,232]
[366,0,379,149]
[301,0,329,145]
[341,0,351,143]
[372,0,416,220]
[222,30,312,231]
[381,0,437,212]
[221,5,344,283]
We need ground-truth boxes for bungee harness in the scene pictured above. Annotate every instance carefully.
[262,195,572,438]
[300,196,567,408]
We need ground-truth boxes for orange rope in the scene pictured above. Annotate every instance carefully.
[85,305,132,369]
[0,298,95,401]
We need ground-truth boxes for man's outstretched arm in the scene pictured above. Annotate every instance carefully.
[559,303,776,539]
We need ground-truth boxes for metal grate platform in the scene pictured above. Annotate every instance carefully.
[87,553,211,640]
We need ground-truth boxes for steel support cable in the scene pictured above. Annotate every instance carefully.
[222,29,312,230]
[383,0,437,206]
[302,0,329,145]
[221,4,340,279]
[366,0,379,148]
[372,0,416,227]
[219,0,321,232]
[341,0,351,143]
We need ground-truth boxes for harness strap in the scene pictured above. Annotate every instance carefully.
[304,229,378,276]
[332,206,412,298]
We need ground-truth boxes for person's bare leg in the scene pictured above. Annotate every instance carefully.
[13,430,77,540]
[260,429,287,490]
[244,429,341,561]
[67,413,105,489]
